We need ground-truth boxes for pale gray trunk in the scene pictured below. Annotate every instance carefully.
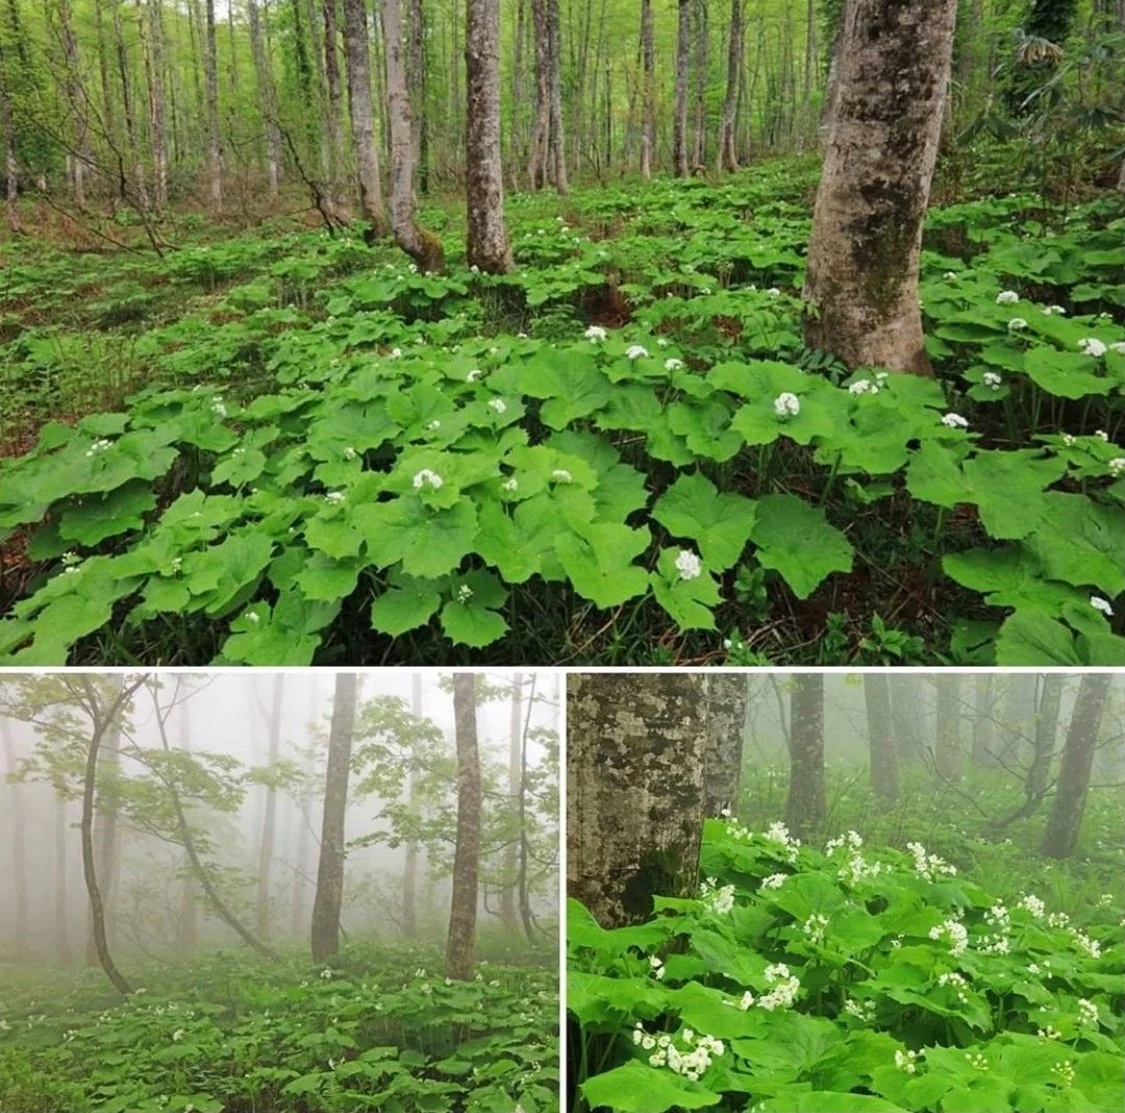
[321,0,349,214]
[639,0,654,179]
[546,0,567,192]
[342,0,387,235]
[568,673,708,929]
[203,0,222,207]
[0,716,28,956]
[500,672,523,931]
[803,0,958,376]
[673,0,690,176]
[249,0,282,200]
[311,673,357,963]
[446,673,482,979]
[59,0,90,206]
[701,675,748,816]
[175,693,197,951]
[1041,675,1111,859]
[466,0,514,271]
[691,0,708,167]
[934,674,962,782]
[864,673,898,802]
[971,673,995,766]
[1028,673,1064,799]
[384,0,443,270]
[527,0,550,188]
[55,790,71,965]
[87,695,123,967]
[407,0,428,192]
[717,0,742,172]
[255,675,283,941]
[402,673,422,937]
[140,0,168,210]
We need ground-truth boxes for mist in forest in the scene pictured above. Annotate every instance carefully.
[0,670,560,970]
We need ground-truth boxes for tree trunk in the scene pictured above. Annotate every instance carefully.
[407,0,428,193]
[971,673,995,766]
[255,675,284,941]
[446,673,482,980]
[80,677,142,996]
[1028,673,1064,798]
[249,0,282,201]
[701,675,747,816]
[546,0,568,193]
[891,673,925,766]
[785,674,825,841]
[175,693,197,951]
[864,673,898,802]
[341,0,388,236]
[55,789,71,966]
[466,0,514,271]
[140,0,168,210]
[516,673,538,942]
[691,0,708,167]
[673,0,691,176]
[934,674,962,782]
[567,673,708,929]
[320,0,350,216]
[58,0,90,206]
[528,0,550,189]
[290,681,321,938]
[500,672,523,931]
[0,58,18,233]
[87,692,123,966]
[202,0,222,207]
[0,715,28,957]
[402,673,422,937]
[1041,675,1111,859]
[311,672,357,963]
[384,0,444,270]
[803,0,958,376]
[998,673,1039,767]
[718,0,742,172]
[639,0,654,179]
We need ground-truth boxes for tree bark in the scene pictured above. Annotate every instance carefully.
[971,673,995,766]
[546,0,568,192]
[718,0,742,172]
[1028,673,1064,798]
[701,674,747,816]
[385,0,444,270]
[140,0,168,210]
[58,0,91,206]
[528,0,550,189]
[785,673,825,841]
[803,0,958,376]
[341,0,389,236]
[0,715,28,957]
[500,672,523,931]
[891,673,925,766]
[446,673,482,979]
[255,674,284,941]
[934,673,962,782]
[466,0,514,271]
[1041,675,1111,859]
[202,0,222,207]
[249,0,282,201]
[567,673,707,929]
[673,0,691,176]
[0,54,18,232]
[691,0,708,166]
[175,693,198,951]
[87,689,123,967]
[864,673,898,802]
[639,0,654,179]
[55,787,71,966]
[402,673,422,936]
[311,672,357,963]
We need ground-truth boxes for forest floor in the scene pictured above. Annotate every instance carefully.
[0,934,558,1113]
[0,157,1123,666]
[569,770,1125,1112]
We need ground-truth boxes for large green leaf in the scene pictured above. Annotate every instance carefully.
[580,1061,720,1113]
[751,495,853,599]
[651,472,757,570]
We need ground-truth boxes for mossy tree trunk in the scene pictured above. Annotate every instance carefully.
[567,673,709,928]
[446,673,482,979]
[311,672,357,964]
[864,673,899,803]
[785,674,825,841]
[1041,674,1111,859]
[803,0,958,375]
[701,674,748,817]
[342,0,389,237]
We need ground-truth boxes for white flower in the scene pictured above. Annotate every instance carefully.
[1008,317,1028,331]
[1018,894,1046,919]
[1038,1024,1062,1040]
[325,490,345,504]
[321,967,334,979]
[907,841,956,881]
[665,357,685,371]
[944,271,958,280]
[965,1052,989,1072]
[760,873,787,891]
[488,398,507,413]
[1042,304,1067,316]
[844,998,876,1020]
[61,551,80,566]
[455,585,473,604]
[1090,595,1114,617]
[738,990,755,1010]
[246,611,261,624]
[342,446,358,460]
[389,347,403,358]
[584,325,608,341]
[85,438,113,457]
[1107,458,1125,477]
[983,371,1003,390]
[1078,337,1107,358]
[649,955,665,981]
[996,290,1020,305]
[212,401,227,417]
[802,913,829,944]
[412,468,444,490]
[699,877,736,914]
[1096,429,1109,440]
[467,368,483,381]
[941,412,969,429]
[774,392,800,418]
[894,1049,921,1074]
[1077,999,1099,1027]
[928,918,968,957]
[469,264,479,274]
[172,1028,186,1042]
[766,287,781,297]
[1070,928,1101,958]
[501,477,519,493]
[550,469,572,483]
[1110,341,1125,354]
[1052,1060,1075,1086]
[657,338,670,348]
[848,378,878,395]
[626,344,649,360]
[675,549,703,581]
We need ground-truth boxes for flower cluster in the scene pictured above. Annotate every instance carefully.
[938,971,969,1004]
[844,998,876,1021]
[760,873,787,892]
[699,876,736,915]
[774,392,800,418]
[1017,893,1046,919]
[634,1024,724,1082]
[928,918,969,957]
[412,468,443,491]
[85,438,113,458]
[1037,1024,1062,1040]
[906,841,957,881]
[996,290,1020,305]
[757,963,801,1011]
[675,549,703,581]
[1078,337,1106,358]
[825,831,864,856]
[894,1048,922,1074]
[982,371,1003,390]
[584,325,607,341]
[847,374,887,395]
[1051,1060,1075,1087]
[1077,999,1099,1027]
[648,955,665,981]
[802,913,829,945]
[1070,928,1101,959]
[1046,911,1070,928]
[941,412,969,429]
[764,821,801,863]
[626,344,649,360]
[965,1051,989,1072]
